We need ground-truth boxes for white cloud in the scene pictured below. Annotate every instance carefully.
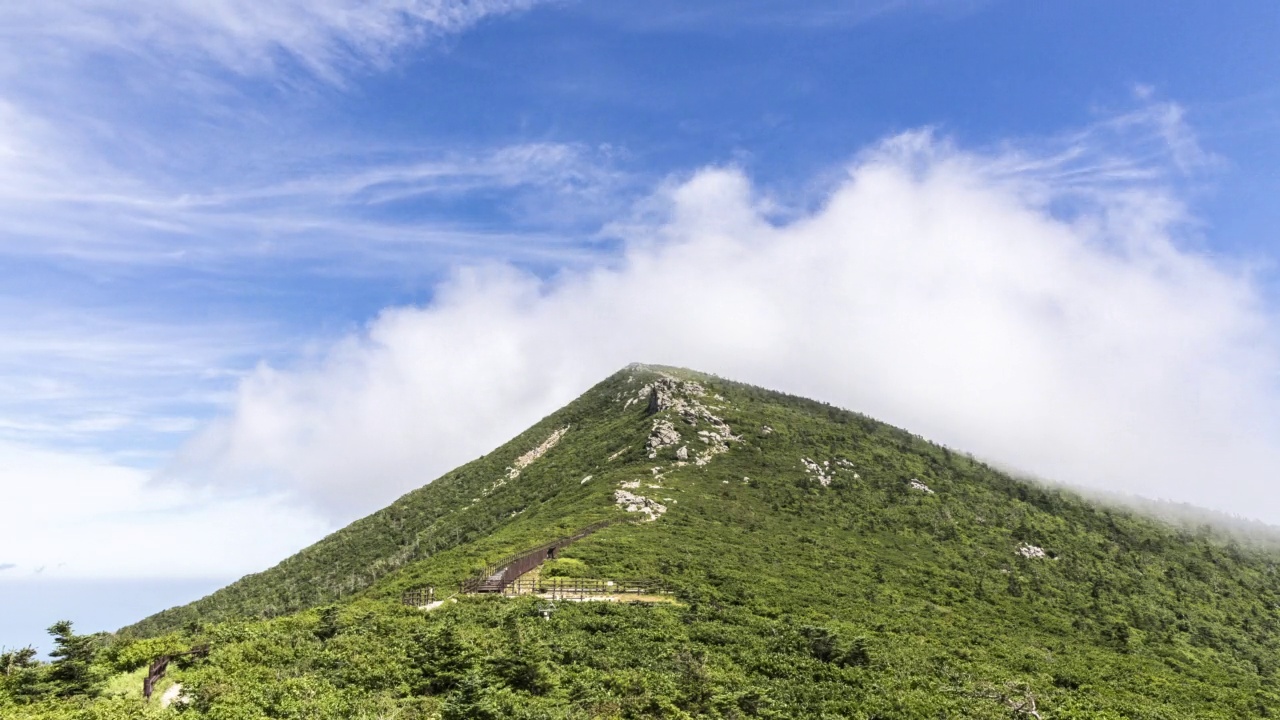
[0,100,80,198]
[0,0,545,81]
[0,441,329,579]
[219,143,618,205]
[0,135,623,270]
[0,0,594,269]
[0,109,622,486]
[171,116,1280,524]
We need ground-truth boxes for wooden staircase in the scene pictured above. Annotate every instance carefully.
[458,519,617,594]
[475,568,508,593]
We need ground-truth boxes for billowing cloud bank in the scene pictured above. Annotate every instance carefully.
[174,129,1280,523]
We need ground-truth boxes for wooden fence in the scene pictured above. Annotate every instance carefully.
[502,576,670,599]
[401,587,436,607]
[143,644,209,701]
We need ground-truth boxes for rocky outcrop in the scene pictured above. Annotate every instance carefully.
[836,459,861,479]
[801,457,833,487]
[800,457,864,486]
[647,419,682,458]
[629,373,740,466]
[693,430,730,466]
[507,426,569,480]
[642,376,700,415]
[909,479,935,494]
[614,487,667,521]
[1016,543,1047,559]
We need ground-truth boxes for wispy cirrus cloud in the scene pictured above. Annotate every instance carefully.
[0,137,631,269]
[0,0,594,268]
[985,98,1220,191]
[218,143,627,207]
[0,0,548,82]
[0,302,283,462]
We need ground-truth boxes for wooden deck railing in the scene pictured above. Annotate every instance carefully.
[401,587,436,607]
[458,519,618,594]
[501,576,670,599]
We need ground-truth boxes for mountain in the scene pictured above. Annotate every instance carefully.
[8,364,1280,718]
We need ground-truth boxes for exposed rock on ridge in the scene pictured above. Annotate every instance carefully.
[614,479,667,521]
[634,374,740,465]
[506,426,569,480]
[647,419,682,458]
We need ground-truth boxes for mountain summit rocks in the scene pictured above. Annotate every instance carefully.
[635,373,739,465]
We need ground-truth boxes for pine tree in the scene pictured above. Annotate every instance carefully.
[45,621,98,697]
[0,646,38,676]
[0,646,42,702]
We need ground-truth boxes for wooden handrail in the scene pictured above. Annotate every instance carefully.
[457,519,619,593]
[143,644,209,700]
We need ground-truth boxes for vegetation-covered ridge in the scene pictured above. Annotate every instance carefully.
[7,363,1280,718]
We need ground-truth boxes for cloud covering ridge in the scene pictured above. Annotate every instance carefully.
[171,119,1280,524]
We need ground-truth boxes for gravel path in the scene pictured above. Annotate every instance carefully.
[160,683,184,708]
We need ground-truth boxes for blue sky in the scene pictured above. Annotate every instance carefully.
[3,1,1280,652]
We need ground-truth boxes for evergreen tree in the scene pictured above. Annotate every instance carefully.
[0,646,41,702]
[45,621,98,698]
[0,647,38,676]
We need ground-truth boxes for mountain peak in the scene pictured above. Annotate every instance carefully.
[114,367,1280,717]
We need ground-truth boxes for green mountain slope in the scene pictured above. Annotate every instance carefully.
[122,364,647,636]
[12,364,1280,718]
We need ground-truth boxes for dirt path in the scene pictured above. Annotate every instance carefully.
[160,683,184,708]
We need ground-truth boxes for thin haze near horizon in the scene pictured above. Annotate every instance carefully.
[2,1,1280,651]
